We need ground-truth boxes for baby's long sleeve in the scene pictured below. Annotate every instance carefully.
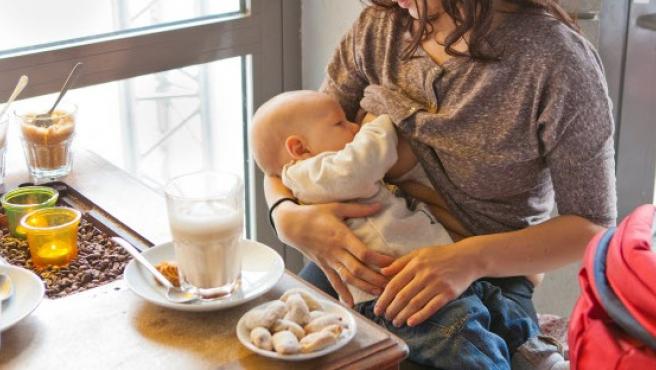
[282,115,398,204]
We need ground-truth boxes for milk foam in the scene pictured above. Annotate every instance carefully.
[169,202,243,290]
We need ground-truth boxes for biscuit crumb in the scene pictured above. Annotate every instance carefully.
[155,261,180,287]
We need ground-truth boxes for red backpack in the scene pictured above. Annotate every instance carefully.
[569,204,656,369]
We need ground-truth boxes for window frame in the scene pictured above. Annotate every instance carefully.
[0,1,267,100]
[600,1,656,219]
[612,1,656,219]
[0,0,303,270]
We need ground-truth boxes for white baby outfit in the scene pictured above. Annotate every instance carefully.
[282,115,453,304]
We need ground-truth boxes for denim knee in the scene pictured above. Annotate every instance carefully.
[298,262,338,299]
[472,281,540,353]
[355,296,511,370]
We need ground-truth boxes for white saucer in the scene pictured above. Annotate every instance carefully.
[236,298,357,361]
[124,239,284,312]
[0,265,45,332]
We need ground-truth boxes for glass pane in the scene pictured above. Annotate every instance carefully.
[0,0,241,53]
[13,56,247,192]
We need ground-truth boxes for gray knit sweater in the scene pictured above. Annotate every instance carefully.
[320,6,617,235]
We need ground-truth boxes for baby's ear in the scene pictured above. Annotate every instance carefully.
[285,135,310,160]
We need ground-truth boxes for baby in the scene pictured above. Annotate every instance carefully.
[251,90,568,370]
[251,90,451,304]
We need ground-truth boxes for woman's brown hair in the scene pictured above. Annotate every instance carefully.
[369,0,579,61]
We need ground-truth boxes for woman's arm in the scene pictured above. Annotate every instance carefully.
[374,215,604,327]
[264,175,394,306]
[466,215,604,278]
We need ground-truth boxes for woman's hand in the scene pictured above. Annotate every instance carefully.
[274,201,395,307]
[374,241,482,327]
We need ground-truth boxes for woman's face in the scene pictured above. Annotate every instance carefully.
[394,0,443,19]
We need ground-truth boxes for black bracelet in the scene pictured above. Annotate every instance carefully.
[268,197,300,236]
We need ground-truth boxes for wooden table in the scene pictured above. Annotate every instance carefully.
[0,150,409,370]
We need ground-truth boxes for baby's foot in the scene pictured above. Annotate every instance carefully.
[512,335,568,370]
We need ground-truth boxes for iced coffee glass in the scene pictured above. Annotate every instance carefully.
[164,171,244,300]
[15,102,77,181]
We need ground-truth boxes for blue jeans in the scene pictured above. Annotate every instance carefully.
[300,263,541,370]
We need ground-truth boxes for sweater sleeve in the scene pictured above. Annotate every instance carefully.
[319,10,369,121]
[537,46,617,227]
[282,115,398,204]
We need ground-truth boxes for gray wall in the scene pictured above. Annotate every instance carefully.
[300,0,604,318]
[301,0,364,89]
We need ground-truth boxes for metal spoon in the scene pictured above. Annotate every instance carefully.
[0,272,12,345]
[111,237,198,304]
[35,62,83,128]
[0,271,12,345]
[0,273,13,303]
[0,75,29,122]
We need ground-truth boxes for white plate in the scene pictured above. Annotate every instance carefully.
[0,265,45,332]
[236,298,357,361]
[124,239,284,312]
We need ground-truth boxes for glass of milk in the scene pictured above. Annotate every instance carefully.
[164,171,244,300]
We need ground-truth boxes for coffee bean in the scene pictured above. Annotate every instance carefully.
[0,215,133,299]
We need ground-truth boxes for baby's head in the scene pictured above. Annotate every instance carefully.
[251,90,359,176]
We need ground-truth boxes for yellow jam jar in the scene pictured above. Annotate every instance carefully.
[21,206,81,269]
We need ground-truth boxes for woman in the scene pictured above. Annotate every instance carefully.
[265,0,615,366]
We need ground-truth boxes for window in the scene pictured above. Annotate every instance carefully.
[15,57,247,189]
[0,0,303,270]
[0,0,241,53]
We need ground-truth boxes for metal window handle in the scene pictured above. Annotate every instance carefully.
[637,13,656,32]
[574,11,599,21]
